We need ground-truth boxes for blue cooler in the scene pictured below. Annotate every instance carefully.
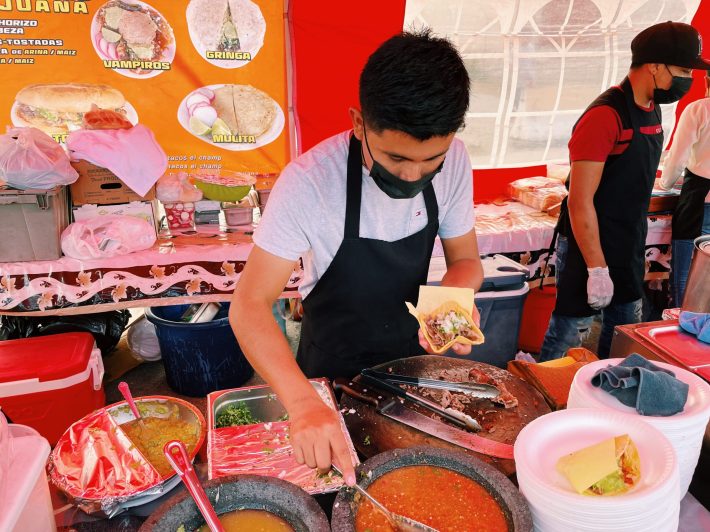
[428,254,529,367]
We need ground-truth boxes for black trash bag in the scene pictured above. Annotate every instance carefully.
[0,310,131,356]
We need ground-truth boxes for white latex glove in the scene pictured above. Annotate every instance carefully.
[587,267,614,310]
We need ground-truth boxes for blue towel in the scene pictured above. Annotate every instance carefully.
[679,311,710,344]
[591,354,689,416]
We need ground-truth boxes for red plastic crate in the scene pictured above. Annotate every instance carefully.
[0,332,105,444]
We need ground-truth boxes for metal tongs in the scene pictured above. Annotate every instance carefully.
[363,369,500,398]
[331,464,439,532]
[360,369,482,432]
[165,440,225,532]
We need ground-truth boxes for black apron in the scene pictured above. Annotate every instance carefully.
[296,135,439,379]
[554,78,663,317]
[671,169,710,239]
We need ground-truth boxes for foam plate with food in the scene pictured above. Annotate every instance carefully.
[186,0,266,69]
[177,84,285,151]
[48,396,206,517]
[91,0,175,79]
[406,285,484,354]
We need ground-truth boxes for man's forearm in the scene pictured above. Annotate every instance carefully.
[568,201,606,268]
[229,298,319,412]
[441,258,484,290]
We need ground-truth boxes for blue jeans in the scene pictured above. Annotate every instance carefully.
[671,203,710,306]
[539,236,643,361]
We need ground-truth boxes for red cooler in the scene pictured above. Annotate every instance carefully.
[0,332,105,444]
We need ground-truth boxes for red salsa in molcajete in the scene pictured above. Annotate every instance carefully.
[354,465,508,532]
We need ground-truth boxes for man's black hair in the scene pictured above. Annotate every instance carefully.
[359,28,470,140]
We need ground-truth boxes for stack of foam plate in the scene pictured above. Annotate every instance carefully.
[515,409,679,532]
[568,358,710,498]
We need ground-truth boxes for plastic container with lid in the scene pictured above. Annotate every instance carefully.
[0,420,55,532]
[0,332,105,444]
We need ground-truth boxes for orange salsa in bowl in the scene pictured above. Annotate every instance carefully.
[354,465,508,532]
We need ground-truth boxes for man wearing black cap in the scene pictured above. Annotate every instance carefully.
[541,21,710,360]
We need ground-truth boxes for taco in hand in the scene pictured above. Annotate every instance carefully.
[557,434,641,496]
[418,301,484,354]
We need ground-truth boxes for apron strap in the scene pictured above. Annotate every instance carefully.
[422,181,438,221]
[345,135,364,239]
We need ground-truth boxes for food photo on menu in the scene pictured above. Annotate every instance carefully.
[178,84,284,150]
[11,83,138,137]
[92,0,175,77]
[186,0,266,68]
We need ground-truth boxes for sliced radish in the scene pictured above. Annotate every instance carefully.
[186,93,211,109]
[98,37,109,57]
[193,105,218,127]
[188,101,210,116]
[195,87,215,100]
[107,42,119,60]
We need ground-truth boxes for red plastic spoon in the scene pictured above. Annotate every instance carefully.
[164,440,225,532]
[118,381,146,428]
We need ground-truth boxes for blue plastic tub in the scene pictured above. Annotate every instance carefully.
[145,303,253,396]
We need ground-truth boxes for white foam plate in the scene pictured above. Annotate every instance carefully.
[515,409,678,508]
[571,359,710,425]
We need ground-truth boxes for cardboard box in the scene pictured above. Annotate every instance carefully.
[72,200,159,235]
[69,160,155,205]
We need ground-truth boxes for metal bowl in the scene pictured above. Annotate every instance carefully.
[140,474,330,532]
[331,446,532,532]
[49,395,206,517]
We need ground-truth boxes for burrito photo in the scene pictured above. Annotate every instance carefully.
[186,0,266,62]
[557,434,641,496]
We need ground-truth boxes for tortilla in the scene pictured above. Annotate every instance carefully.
[408,300,484,354]
[406,286,484,354]
[211,84,277,137]
[186,0,265,57]
[231,84,276,136]
[557,434,641,496]
[212,85,240,133]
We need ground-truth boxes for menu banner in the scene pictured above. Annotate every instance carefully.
[1,0,290,176]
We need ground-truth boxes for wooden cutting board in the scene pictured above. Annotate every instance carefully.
[339,355,551,476]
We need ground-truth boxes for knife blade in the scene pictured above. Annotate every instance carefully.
[364,369,500,399]
[379,399,514,460]
[334,379,514,460]
[360,369,482,432]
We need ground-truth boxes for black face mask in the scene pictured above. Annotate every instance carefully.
[654,65,693,104]
[362,126,444,199]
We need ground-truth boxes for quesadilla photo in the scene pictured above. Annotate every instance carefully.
[179,84,283,151]
[213,85,276,137]
[557,434,641,496]
[13,83,132,135]
[93,0,174,75]
[186,0,266,65]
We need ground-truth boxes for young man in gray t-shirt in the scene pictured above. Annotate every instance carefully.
[229,29,482,485]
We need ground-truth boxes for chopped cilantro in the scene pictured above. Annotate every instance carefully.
[215,402,260,428]
[363,435,371,446]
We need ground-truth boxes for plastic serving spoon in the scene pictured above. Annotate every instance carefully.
[117,381,146,429]
[164,440,225,532]
[331,464,439,532]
